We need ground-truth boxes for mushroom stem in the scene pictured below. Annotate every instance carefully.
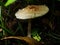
[27,19,31,38]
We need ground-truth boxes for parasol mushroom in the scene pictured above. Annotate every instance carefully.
[1,5,49,45]
[15,5,49,37]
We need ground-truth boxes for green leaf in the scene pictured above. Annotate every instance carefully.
[4,0,16,7]
[33,34,41,41]
[31,28,41,41]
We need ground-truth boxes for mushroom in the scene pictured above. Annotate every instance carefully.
[15,5,49,37]
[1,5,49,45]
[15,5,49,19]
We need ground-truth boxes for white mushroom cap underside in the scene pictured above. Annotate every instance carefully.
[15,5,49,19]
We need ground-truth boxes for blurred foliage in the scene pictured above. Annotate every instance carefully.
[58,0,60,1]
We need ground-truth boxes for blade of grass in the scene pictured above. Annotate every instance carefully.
[13,21,25,36]
[17,21,25,36]
[0,8,14,35]
[0,5,8,45]
[0,24,14,35]
[45,33,60,40]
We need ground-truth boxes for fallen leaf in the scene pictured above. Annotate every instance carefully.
[1,36,42,45]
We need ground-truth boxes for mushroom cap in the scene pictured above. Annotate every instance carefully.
[15,5,49,19]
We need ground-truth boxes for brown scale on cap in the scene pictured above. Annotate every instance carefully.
[27,5,39,11]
